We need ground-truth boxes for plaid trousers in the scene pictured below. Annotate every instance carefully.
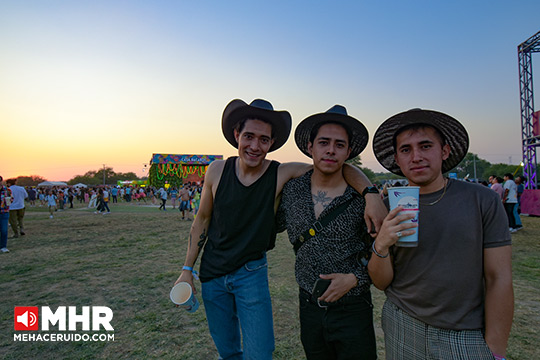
[382,300,494,360]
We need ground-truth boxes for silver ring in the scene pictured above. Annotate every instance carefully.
[396,231,403,238]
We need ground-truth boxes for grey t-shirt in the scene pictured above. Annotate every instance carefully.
[385,179,511,330]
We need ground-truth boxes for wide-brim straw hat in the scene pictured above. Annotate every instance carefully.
[221,99,292,152]
[373,108,469,176]
[295,105,368,160]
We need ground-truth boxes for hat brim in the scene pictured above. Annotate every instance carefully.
[372,109,469,176]
[295,113,369,160]
[222,99,292,152]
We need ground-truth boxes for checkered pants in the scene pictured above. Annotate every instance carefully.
[382,300,494,359]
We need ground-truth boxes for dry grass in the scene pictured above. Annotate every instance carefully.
[0,202,538,359]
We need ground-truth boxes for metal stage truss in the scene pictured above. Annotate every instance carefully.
[518,30,540,189]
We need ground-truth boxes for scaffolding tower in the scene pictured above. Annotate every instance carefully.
[518,30,540,189]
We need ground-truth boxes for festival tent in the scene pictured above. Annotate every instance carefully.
[37,181,68,187]
[73,183,88,188]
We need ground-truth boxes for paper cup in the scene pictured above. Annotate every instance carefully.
[388,186,419,247]
[170,282,199,313]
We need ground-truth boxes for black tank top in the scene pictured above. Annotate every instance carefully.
[200,157,280,282]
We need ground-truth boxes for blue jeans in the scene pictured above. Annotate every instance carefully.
[202,255,274,360]
[1,212,9,249]
[513,203,522,227]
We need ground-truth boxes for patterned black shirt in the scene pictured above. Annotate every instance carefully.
[276,170,372,296]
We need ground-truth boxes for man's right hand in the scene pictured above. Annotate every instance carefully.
[375,206,418,252]
[174,270,196,294]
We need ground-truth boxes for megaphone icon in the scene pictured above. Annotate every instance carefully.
[17,311,37,327]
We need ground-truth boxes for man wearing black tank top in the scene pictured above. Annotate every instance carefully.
[174,99,386,360]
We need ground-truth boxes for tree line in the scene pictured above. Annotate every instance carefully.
[8,154,537,187]
[349,152,535,184]
[7,167,144,186]
[67,167,143,185]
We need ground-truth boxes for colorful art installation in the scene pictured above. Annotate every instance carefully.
[148,154,223,188]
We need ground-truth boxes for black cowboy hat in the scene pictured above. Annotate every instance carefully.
[372,108,469,176]
[221,99,292,152]
[294,105,369,160]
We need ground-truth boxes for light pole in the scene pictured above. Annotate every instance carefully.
[473,155,477,182]
[513,162,524,177]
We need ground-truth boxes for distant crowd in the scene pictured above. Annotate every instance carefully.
[486,173,526,233]
[0,177,203,253]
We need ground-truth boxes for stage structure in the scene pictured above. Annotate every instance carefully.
[148,154,223,188]
[518,30,540,189]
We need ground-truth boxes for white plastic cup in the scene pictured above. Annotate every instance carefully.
[170,282,199,313]
[388,186,419,247]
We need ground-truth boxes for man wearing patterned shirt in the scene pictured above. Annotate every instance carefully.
[277,105,377,360]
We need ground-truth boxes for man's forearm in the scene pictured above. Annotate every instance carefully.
[484,246,514,356]
[367,242,394,290]
[484,276,514,356]
[183,219,210,268]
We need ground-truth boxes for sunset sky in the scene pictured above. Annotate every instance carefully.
[1,1,539,181]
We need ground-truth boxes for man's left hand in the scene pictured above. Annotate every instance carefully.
[364,194,388,237]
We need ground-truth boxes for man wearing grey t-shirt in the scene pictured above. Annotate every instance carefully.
[369,109,513,360]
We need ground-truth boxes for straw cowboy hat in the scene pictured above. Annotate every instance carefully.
[294,105,369,160]
[221,98,292,152]
[372,108,469,176]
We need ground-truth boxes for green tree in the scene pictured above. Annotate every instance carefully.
[68,168,140,185]
[115,172,138,181]
[346,155,363,168]
[94,167,116,185]
[16,175,47,186]
[68,174,100,186]
[484,164,522,179]
[371,172,406,185]
[346,155,378,183]
[451,152,491,180]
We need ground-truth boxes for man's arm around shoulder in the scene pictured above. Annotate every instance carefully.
[343,164,387,235]
[276,162,312,195]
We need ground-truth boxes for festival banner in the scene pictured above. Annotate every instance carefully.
[148,154,223,188]
[150,154,223,165]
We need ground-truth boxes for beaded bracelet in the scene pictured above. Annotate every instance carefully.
[372,241,389,258]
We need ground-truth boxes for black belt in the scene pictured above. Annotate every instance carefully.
[299,288,371,308]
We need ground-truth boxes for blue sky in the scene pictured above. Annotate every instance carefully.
[0,1,539,180]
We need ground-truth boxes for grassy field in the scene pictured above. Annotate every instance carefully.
[0,201,538,359]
